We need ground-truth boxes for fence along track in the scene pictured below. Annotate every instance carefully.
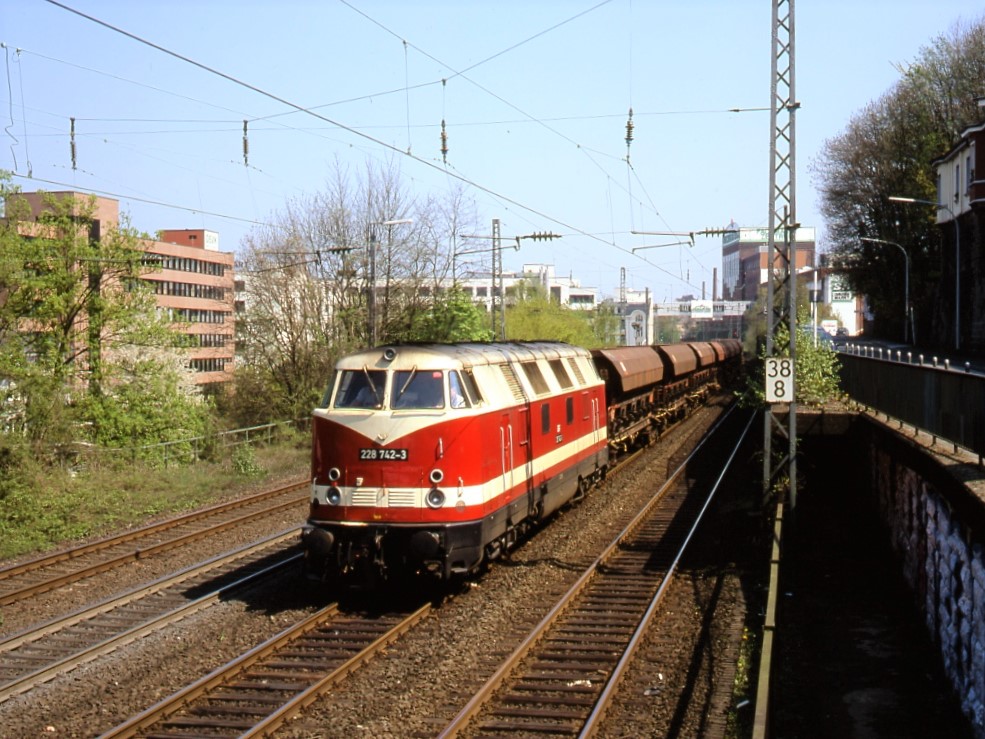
[0,530,301,701]
[0,480,306,607]
[439,406,755,737]
[100,602,431,738]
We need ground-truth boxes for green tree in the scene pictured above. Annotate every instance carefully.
[0,188,185,447]
[403,287,494,342]
[590,303,620,347]
[74,346,212,460]
[233,159,481,423]
[814,16,985,346]
[505,280,599,346]
[742,283,840,357]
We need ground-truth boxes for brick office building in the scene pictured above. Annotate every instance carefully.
[8,191,236,386]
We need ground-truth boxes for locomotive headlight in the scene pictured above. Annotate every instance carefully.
[327,467,341,482]
[426,488,445,509]
[327,486,342,505]
[429,468,444,484]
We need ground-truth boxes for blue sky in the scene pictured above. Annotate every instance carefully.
[2,0,982,301]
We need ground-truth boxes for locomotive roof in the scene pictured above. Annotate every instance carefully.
[335,341,590,370]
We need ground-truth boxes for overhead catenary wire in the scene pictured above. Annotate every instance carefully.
[36,1,729,293]
[37,4,646,268]
[337,0,657,219]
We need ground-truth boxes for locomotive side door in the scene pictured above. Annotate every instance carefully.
[500,413,514,497]
[515,405,534,517]
[586,390,604,466]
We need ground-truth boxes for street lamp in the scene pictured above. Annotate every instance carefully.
[888,195,960,351]
[860,237,911,343]
[368,218,412,346]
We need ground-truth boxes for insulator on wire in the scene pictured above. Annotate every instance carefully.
[243,120,249,167]
[625,107,634,152]
[440,119,449,164]
[70,117,77,171]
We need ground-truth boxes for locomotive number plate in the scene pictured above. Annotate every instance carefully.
[359,448,409,461]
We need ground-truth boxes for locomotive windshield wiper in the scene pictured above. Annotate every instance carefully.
[363,366,381,403]
[397,366,418,395]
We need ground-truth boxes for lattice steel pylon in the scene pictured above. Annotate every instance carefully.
[764,0,799,509]
[491,218,503,340]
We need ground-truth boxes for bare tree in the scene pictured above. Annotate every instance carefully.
[234,158,482,419]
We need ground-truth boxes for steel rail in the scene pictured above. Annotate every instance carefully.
[0,481,307,606]
[99,603,432,738]
[579,410,757,737]
[0,479,305,583]
[242,604,431,737]
[437,403,744,737]
[0,530,302,701]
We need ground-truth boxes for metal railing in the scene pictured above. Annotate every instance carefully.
[62,419,310,469]
[838,350,984,463]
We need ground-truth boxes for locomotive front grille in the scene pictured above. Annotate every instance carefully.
[352,489,379,506]
[387,490,417,507]
[350,488,418,507]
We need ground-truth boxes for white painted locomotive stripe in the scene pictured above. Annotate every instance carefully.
[311,427,606,511]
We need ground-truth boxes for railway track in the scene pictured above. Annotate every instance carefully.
[0,529,302,701]
[99,601,431,738]
[0,480,307,608]
[438,406,756,737]
[0,396,748,737]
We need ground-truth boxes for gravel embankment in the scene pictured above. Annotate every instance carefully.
[1,401,752,738]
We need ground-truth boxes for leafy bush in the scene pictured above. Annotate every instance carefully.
[231,443,265,478]
[740,315,842,408]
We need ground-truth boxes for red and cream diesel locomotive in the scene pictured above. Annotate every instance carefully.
[303,339,741,585]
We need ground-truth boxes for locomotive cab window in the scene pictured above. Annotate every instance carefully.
[335,369,386,408]
[448,371,470,408]
[319,369,339,408]
[392,369,445,409]
[461,368,482,405]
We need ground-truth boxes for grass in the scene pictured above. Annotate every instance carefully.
[0,435,310,562]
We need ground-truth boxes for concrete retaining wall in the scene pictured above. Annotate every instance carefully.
[865,421,985,737]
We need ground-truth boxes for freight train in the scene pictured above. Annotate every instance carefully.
[302,339,742,586]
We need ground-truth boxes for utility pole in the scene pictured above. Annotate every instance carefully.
[367,218,412,346]
[492,218,502,339]
[459,223,560,341]
[763,0,798,511]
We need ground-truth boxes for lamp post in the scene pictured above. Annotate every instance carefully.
[860,236,911,343]
[888,195,960,351]
[368,218,412,346]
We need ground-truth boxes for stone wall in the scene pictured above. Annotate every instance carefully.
[865,420,985,737]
